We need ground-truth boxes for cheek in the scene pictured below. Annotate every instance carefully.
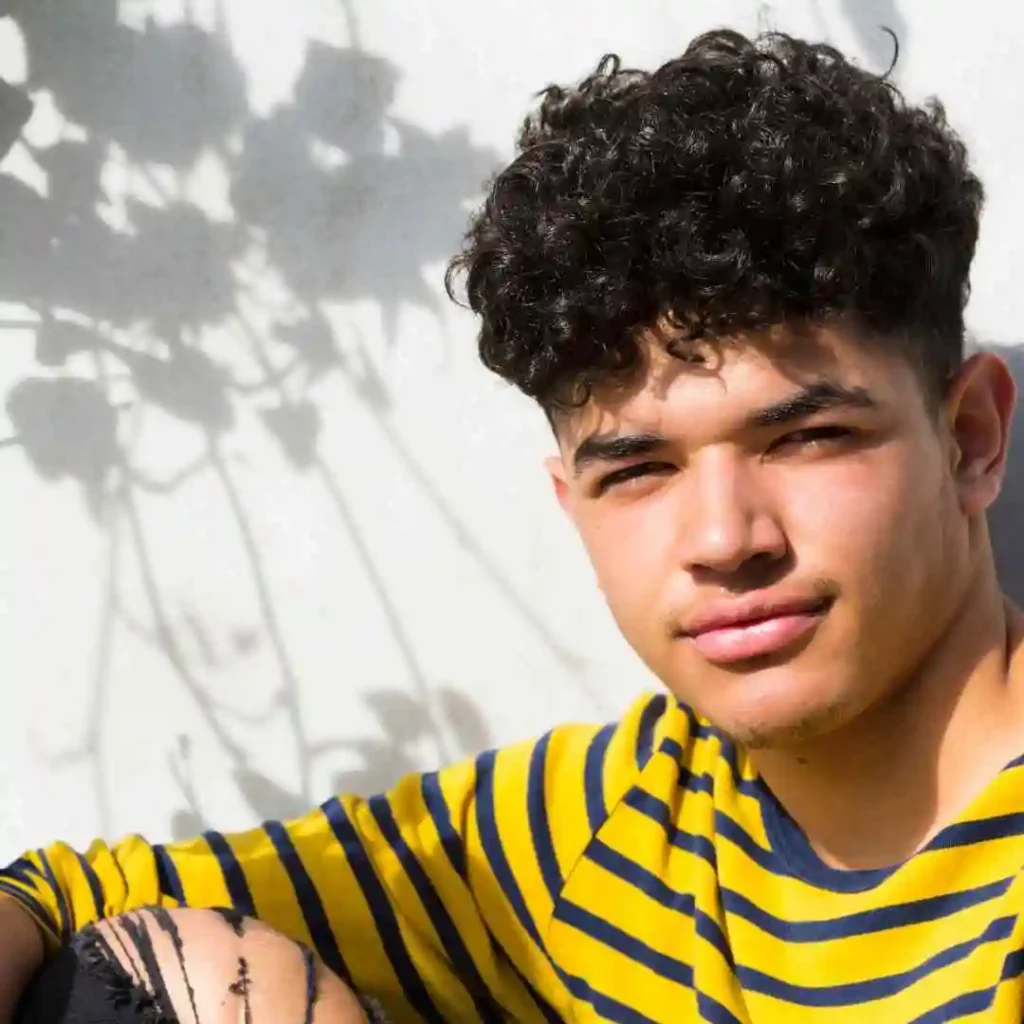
[580,507,676,624]
[781,452,952,588]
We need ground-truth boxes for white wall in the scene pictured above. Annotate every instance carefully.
[0,0,1021,860]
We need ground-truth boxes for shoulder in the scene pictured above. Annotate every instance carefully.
[387,692,706,834]
[476,691,700,814]
[383,692,704,880]
[487,692,701,844]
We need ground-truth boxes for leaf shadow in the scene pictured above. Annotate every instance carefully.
[0,1,587,840]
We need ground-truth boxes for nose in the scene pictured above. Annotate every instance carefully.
[677,451,788,578]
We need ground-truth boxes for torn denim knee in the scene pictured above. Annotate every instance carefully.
[17,908,387,1023]
[18,920,175,1023]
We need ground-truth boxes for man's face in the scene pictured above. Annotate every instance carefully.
[550,325,1011,747]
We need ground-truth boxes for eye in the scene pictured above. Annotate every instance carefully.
[594,461,675,495]
[769,425,854,454]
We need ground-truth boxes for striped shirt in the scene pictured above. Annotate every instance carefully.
[4,693,1024,1021]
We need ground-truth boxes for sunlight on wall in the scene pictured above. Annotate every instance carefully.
[0,0,1020,858]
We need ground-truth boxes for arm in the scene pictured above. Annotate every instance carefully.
[0,895,43,1022]
[0,696,659,1021]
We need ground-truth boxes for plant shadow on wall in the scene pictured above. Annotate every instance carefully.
[0,0,588,838]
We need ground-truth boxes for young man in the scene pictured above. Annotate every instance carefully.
[1,26,1021,1023]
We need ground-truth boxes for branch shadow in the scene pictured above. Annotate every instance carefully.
[0,2,583,834]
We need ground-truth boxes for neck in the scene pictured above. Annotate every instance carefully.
[750,564,1024,870]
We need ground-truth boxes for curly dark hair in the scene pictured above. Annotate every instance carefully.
[446,29,984,412]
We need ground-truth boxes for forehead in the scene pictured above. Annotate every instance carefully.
[555,324,923,449]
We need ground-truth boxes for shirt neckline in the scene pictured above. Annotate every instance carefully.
[753,751,1024,893]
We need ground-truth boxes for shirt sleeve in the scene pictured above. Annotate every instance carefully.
[0,695,662,1022]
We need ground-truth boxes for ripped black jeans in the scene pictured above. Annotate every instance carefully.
[16,908,385,1024]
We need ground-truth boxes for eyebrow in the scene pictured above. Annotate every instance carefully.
[744,380,878,429]
[571,381,878,475]
[572,431,668,475]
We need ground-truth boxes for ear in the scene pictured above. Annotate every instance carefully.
[545,454,576,519]
[946,352,1017,515]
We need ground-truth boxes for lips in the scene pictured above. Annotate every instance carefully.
[682,596,832,665]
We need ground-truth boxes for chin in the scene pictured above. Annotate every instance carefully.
[720,698,852,749]
[684,666,855,750]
